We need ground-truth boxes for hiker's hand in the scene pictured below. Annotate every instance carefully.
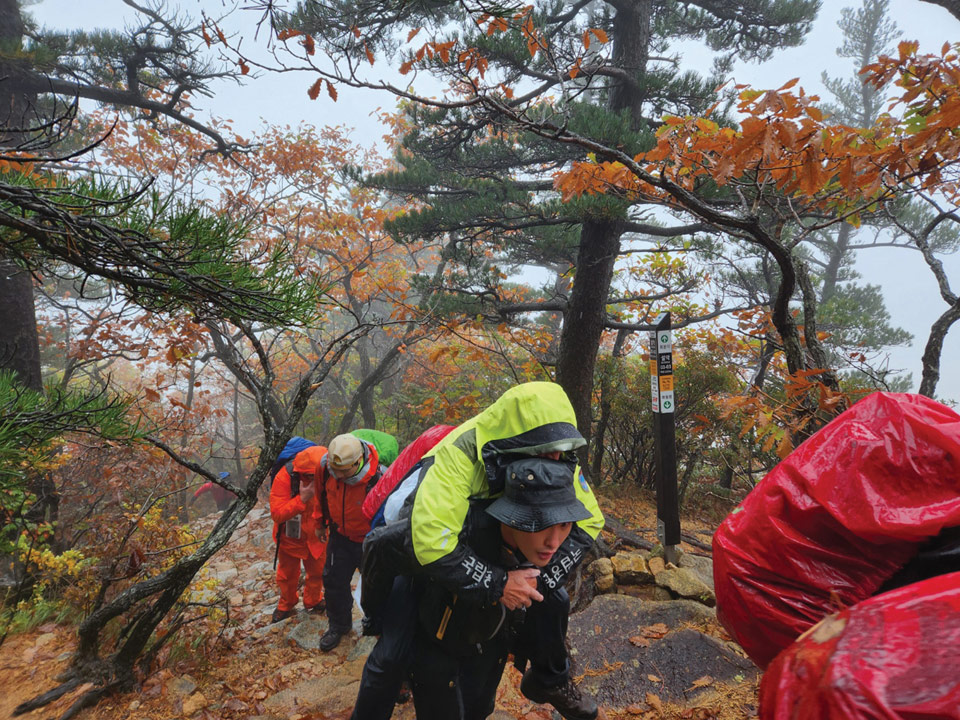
[315,526,328,542]
[500,568,542,610]
[299,480,316,503]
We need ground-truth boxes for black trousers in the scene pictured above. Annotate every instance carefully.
[350,579,571,720]
[350,576,418,720]
[323,530,364,633]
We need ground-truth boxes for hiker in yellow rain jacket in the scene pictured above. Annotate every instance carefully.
[352,381,604,720]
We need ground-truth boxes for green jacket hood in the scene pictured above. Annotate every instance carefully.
[470,381,585,461]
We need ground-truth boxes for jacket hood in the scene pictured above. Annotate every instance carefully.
[473,382,585,461]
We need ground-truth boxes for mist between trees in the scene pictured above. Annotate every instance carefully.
[1,0,959,716]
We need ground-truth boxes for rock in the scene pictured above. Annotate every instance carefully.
[166,675,198,697]
[656,567,716,607]
[611,551,654,585]
[286,617,327,651]
[588,558,616,593]
[618,584,674,602]
[128,700,141,711]
[264,659,366,714]
[678,552,715,593]
[213,566,239,583]
[251,529,276,548]
[348,635,377,661]
[567,595,755,708]
[253,619,287,637]
[647,556,666,576]
[182,692,209,715]
[228,592,244,606]
[243,560,274,579]
[34,632,57,648]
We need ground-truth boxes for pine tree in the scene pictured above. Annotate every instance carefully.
[287,0,820,451]
[814,0,958,389]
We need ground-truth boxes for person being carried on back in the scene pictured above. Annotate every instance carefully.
[352,381,605,720]
[314,433,384,652]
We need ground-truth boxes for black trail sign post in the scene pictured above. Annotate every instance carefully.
[650,312,681,564]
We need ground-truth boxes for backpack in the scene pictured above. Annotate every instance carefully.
[270,437,317,568]
[359,460,431,622]
[268,436,316,488]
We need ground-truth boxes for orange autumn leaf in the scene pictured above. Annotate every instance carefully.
[589,27,609,44]
[277,28,302,41]
[307,78,323,100]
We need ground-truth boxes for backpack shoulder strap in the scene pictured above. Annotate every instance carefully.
[286,461,300,497]
[366,464,385,494]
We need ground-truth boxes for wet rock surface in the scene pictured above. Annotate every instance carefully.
[568,594,757,708]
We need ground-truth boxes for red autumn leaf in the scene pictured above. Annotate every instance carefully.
[326,80,338,102]
[307,78,323,100]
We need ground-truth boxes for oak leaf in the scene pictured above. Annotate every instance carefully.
[646,693,663,713]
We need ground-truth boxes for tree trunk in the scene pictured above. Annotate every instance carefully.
[556,218,623,445]
[919,297,960,398]
[0,258,42,391]
[0,0,43,394]
[820,222,851,305]
[555,0,650,451]
[590,328,630,480]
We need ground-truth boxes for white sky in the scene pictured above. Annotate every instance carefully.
[28,0,960,403]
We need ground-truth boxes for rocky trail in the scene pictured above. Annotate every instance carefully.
[1,495,759,720]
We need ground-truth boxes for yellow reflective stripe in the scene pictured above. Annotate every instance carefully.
[436,595,457,640]
[573,471,605,539]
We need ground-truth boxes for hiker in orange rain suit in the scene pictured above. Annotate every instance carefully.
[270,445,327,623]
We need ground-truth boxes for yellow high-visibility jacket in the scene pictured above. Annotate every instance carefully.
[409,381,605,604]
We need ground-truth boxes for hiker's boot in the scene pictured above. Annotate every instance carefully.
[520,671,598,720]
[271,607,294,623]
[306,599,326,614]
[320,627,344,651]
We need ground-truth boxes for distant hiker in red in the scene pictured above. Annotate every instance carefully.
[270,445,327,623]
[191,471,236,512]
[314,433,384,651]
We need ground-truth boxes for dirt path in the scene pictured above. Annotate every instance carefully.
[1,493,757,720]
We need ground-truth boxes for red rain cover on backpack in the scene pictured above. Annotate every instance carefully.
[361,424,455,521]
[759,571,960,719]
[712,392,960,668]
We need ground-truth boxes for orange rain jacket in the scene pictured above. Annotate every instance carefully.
[314,440,382,543]
[270,445,327,559]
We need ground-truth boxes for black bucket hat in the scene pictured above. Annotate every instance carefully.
[485,457,592,533]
